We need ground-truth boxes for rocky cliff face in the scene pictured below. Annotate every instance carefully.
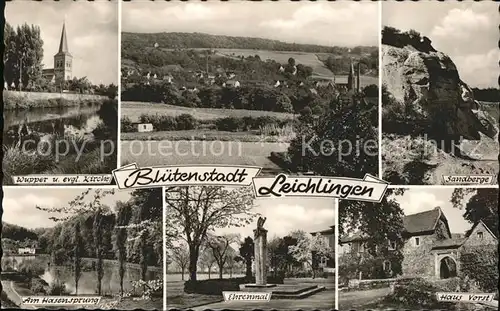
[382,41,497,141]
[382,33,498,184]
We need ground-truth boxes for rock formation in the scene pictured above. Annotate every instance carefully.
[381,28,498,184]
[382,31,497,141]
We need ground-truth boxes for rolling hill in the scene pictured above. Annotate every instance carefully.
[122,32,377,54]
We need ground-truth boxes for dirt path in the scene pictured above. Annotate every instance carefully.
[2,281,22,306]
[338,287,391,310]
[0,281,38,310]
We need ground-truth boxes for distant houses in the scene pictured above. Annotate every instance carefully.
[18,247,37,255]
[223,80,241,88]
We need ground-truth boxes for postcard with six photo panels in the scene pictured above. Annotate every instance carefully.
[1,1,498,311]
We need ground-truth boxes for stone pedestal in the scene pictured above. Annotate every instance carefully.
[254,228,267,286]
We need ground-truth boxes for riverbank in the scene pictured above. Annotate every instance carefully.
[81,257,162,272]
[3,90,108,109]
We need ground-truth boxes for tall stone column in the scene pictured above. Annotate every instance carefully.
[254,228,267,286]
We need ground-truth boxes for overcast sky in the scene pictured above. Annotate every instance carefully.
[3,188,133,229]
[396,188,475,234]
[122,1,378,47]
[383,1,498,88]
[6,1,118,85]
[214,197,336,241]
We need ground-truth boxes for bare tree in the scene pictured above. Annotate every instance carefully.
[165,186,256,281]
[207,233,240,279]
[171,243,190,281]
[199,246,216,279]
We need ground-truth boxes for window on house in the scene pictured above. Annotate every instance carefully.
[383,260,391,271]
[415,237,420,246]
[320,256,328,267]
[359,243,364,253]
[388,240,396,250]
[477,232,483,239]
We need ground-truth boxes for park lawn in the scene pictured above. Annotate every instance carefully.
[121,130,293,143]
[167,281,223,309]
[121,102,296,122]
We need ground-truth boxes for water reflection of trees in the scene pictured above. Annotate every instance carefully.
[35,188,163,299]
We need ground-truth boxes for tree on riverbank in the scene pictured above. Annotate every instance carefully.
[93,207,105,296]
[73,222,83,295]
[165,186,256,281]
[3,22,44,90]
[115,202,132,295]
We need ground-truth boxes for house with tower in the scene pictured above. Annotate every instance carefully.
[339,207,498,280]
[42,21,73,87]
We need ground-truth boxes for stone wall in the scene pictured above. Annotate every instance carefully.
[402,218,452,277]
[401,234,435,277]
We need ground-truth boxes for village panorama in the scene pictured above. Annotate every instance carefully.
[120,1,379,179]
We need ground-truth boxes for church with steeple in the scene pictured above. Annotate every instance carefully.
[42,21,73,86]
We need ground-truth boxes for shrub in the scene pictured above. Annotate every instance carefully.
[139,114,178,131]
[175,114,197,130]
[2,145,56,184]
[285,270,313,278]
[121,117,136,133]
[312,105,324,116]
[31,278,48,294]
[254,116,281,128]
[18,259,46,278]
[184,278,242,295]
[459,245,498,293]
[215,117,244,132]
[386,278,453,309]
[48,282,70,295]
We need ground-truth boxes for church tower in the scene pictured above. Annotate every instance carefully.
[54,21,72,86]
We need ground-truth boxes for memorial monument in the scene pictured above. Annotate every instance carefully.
[245,217,276,288]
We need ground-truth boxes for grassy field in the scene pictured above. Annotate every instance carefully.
[167,280,223,310]
[120,140,289,175]
[121,102,296,122]
[121,130,293,143]
[216,48,334,77]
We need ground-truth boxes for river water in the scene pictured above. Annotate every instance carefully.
[3,256,162,296]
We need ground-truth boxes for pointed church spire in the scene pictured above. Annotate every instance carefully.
[58,20,69,53]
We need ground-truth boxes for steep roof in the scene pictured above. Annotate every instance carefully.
[340,207,451,243]
[403,206,446,234]
[311,225,335,236]
[465,220,498,239]
[57,22,71,55]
